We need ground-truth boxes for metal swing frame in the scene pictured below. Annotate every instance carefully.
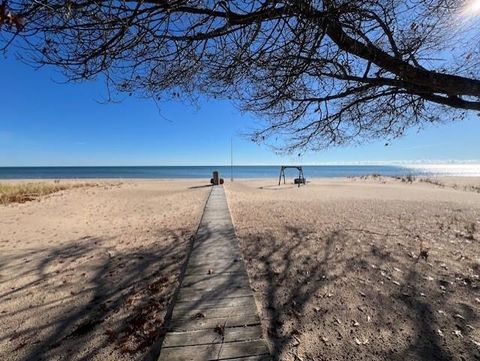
[278,166,306,187]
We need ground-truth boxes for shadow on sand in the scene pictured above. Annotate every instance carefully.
[3,221,478,361]
[188,184,213,190]
[238,225,479,361]
[0,228,195,361]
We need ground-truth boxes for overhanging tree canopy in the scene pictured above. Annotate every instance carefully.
[1,0,479,151]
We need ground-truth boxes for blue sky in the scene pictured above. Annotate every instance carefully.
[0,55,479,166]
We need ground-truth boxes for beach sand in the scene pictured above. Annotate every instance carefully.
[1,177,480,361]
[0,180,210,361]
[226,176,480,361]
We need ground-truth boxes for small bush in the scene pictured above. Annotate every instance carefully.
[420,178,444,187]
[359,173,382,180]
[464,185,480,193]
[465,222,477,240]
[401,174,416,183]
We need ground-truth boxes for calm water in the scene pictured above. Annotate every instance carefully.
[1,165,479,179]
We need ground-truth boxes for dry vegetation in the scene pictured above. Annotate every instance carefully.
[0,181,104,205]
[357,174,480,193]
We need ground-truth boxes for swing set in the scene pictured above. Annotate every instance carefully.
[278,166,306,187]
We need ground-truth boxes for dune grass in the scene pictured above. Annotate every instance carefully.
[0,181,100,205]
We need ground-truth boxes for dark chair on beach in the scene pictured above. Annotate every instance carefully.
[210,171,224,185]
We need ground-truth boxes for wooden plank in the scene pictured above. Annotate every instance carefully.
[219,356,271,361]
[177,286,252,301]
[199,222,232,229]
[190,245,240,254]
[189,248,240,257]
[186,259,244,269]
[173,295,257,309]
[170,313,261,331]
[189,248,240,260]
[190,242,240,253]
[194,234,236,243]
[158,339,269,361]
[181,274,249,288]
[186,259,241,268]
[192,240,239,251]
[185,260,245,274]
[179,280,248,293]
[198,222,236,231]
[172,302,256,321]
[163,326,263,347]
[182,273,249,286]
[185,257,244,267]
[187,253,243,263]
[188,254,239,262]
[193,236,238,245]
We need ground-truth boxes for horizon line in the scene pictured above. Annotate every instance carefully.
[1,161,480,168]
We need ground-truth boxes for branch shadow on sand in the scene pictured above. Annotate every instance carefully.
[0,228,196,361]
[3,219,479,361]
[238,225,480,361]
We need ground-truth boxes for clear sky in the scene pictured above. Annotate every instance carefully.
[0,55,479,166]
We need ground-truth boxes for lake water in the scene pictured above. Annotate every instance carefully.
[0,165,479,179]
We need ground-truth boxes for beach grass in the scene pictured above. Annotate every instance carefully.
[0,181,99,205]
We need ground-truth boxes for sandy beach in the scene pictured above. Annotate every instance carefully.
[1,177,479,360]
[226,177,480,361]
[0,180,210,361]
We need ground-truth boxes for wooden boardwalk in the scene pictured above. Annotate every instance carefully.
[158,185,271,361]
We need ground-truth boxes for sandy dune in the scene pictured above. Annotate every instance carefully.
[0,180,210,361]
[226,177,480,361]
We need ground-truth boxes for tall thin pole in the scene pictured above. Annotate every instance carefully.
[230,137,233,182]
